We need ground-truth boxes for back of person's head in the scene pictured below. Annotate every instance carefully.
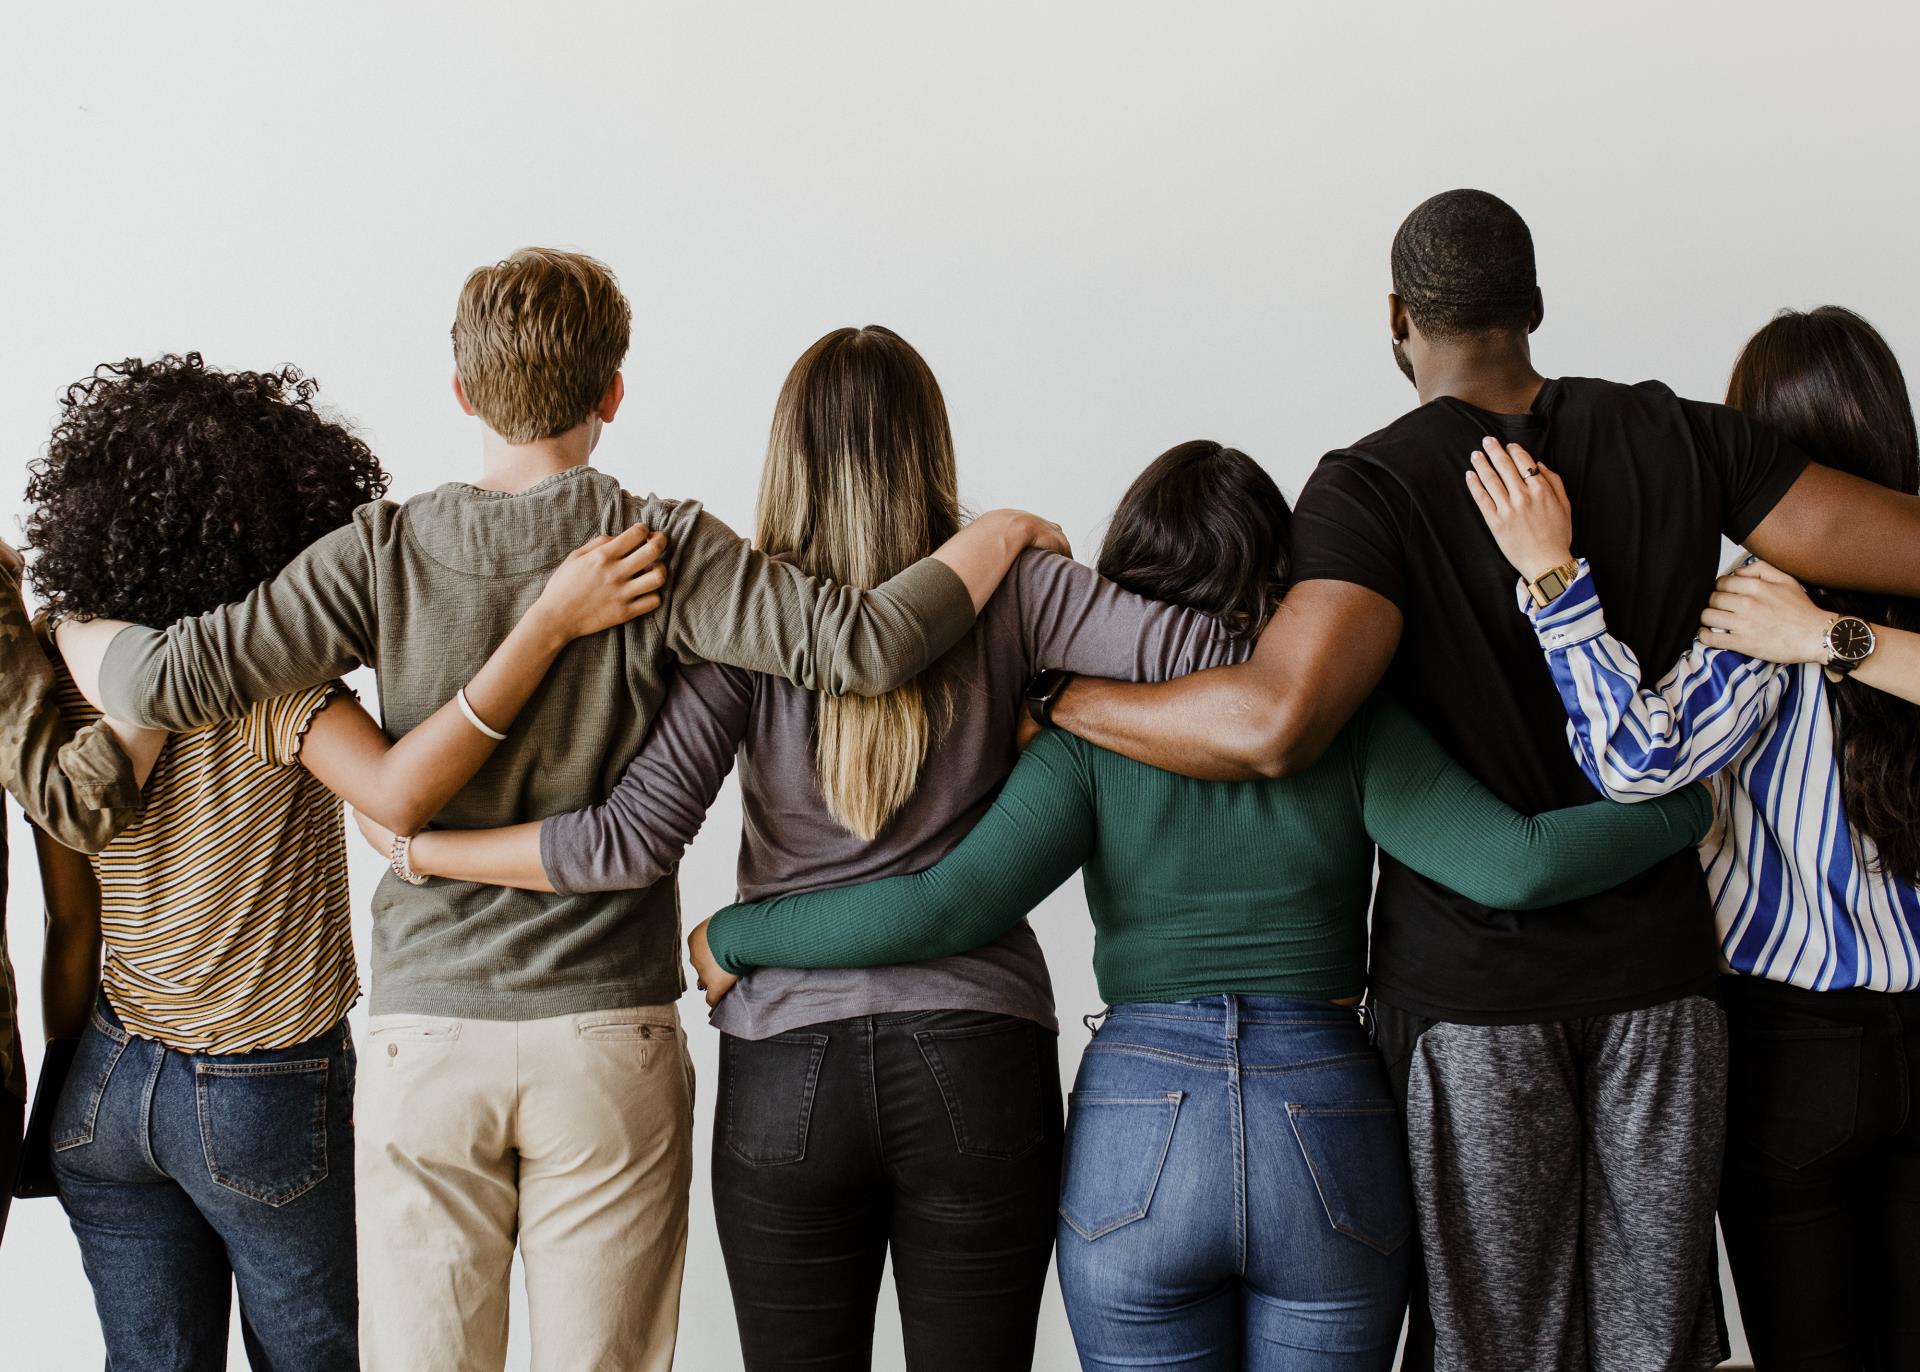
[25,352,389,626]
[451,247,631,444]
[1727,305,1920,884]
[756,325,961,841]
[1096,440,1292,637]
[1391,189,1538,340]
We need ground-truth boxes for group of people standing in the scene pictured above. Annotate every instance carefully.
[0,187,1915,1372]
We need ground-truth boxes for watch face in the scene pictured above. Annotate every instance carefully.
[1538,571,1568,599]
[1829,617,1875,662]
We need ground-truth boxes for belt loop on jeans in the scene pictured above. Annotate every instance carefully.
[1224,994,1240,1041]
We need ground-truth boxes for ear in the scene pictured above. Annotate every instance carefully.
[1527,288,1545,334]
[1388,293,1411,343]
[596,371,625,424]
[451,371,477,417]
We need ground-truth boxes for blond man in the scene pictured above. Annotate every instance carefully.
[93,249,1065,1371]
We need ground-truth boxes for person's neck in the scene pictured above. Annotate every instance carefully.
[1414,335,1547,415]
[474,424,596,494]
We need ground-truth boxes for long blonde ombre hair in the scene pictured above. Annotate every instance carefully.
[755,327,960,840]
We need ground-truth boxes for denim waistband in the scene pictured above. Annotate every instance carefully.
[1104,994,1362,1038]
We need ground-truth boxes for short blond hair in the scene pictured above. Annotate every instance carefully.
[451,248,631,443]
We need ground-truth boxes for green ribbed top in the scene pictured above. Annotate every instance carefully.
[705,696,1711,1006]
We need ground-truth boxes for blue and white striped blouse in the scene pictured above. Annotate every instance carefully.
[1526,560,1920,992]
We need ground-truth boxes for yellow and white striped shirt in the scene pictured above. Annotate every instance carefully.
[56,670,360,1054]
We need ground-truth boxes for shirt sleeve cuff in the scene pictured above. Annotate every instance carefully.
[1517,559,1608,650]
[97,623,164,724]
[704,909,751,976]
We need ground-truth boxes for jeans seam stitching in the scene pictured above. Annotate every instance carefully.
[52,1030,129,1152]
[197,1058,331,1206]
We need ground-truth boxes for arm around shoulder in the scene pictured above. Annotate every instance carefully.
[1746,463,1920,598]
[704,729,1097,975]
[661,506,1067,698]
[97,519,380,730]
[1358,698,1712,910]
[1053,580,1400,781]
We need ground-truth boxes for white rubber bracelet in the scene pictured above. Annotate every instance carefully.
[456,687,508,742]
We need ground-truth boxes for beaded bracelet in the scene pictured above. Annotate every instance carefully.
[389,832,428,886]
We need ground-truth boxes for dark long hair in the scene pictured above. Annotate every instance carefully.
[1096,440,1292,636]
[1727,306,1920,884]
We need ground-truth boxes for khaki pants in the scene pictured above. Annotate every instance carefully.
[355,1005,694,1372]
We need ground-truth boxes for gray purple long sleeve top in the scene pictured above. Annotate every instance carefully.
[538,550,1252,1039]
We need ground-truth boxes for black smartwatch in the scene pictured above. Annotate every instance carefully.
[1026,670,1074,729]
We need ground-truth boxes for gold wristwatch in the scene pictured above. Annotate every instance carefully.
[1525,560,1580,609]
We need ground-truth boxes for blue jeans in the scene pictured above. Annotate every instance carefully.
[52,997,358,1371]
[1056,996,1411,1371]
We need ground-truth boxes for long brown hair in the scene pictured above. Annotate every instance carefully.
[756,326,959,840]
[1728,306,1920,884]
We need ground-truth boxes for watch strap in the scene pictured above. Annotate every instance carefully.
[1824,615,1876,674]
[1525,561,1580,609]
[1026,670,1072,729]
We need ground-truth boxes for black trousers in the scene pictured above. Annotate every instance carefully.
[1718,974,1920,1371]
[712,1009,1063,1372]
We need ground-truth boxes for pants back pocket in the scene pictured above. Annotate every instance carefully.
[195,1059,331,1207]
[1287,1102,1412,1255]
[1058,1092,1183,1240]
[916,1017,1053,1160]
[721,1032,829,1166]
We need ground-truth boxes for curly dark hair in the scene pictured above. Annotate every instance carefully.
[25,353,389,626]
[1391,189,1538,339]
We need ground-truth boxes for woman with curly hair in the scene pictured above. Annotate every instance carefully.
[27,352,664,1370]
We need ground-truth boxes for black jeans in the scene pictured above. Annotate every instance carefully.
[1719,974,1920,1371]
[712,1009,1063,1372]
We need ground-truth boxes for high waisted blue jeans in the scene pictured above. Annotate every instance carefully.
[51,995,358,1371]
[1056,996,1411,1371]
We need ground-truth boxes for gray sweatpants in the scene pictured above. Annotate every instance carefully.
[1375,995,1728,1372]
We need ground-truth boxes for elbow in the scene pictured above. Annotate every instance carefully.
[366,788,439,839]
[1232,699,1326,780]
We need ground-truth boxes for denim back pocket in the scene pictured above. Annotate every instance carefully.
[1058,1092,1183,1241]
[1286,1101,1413,1255]
[51,1011,130,1153]
[722,1032,829,1166]
[916,1018,1052,1160]
[1731,1024,1863,1170]
[194,1058,331,1207]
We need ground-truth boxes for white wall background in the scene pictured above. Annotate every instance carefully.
[3,1,1917,1365]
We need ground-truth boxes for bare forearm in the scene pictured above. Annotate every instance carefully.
[932,510,1067,613]
[1053,666,1299,780]
[358,613,571,832]
[409,822,555,892]
[1052,580,1401,781]
[1858,626,1920,706]
[34,828,101,1039]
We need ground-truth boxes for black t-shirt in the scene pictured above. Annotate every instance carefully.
[1293,376,1810,1023]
